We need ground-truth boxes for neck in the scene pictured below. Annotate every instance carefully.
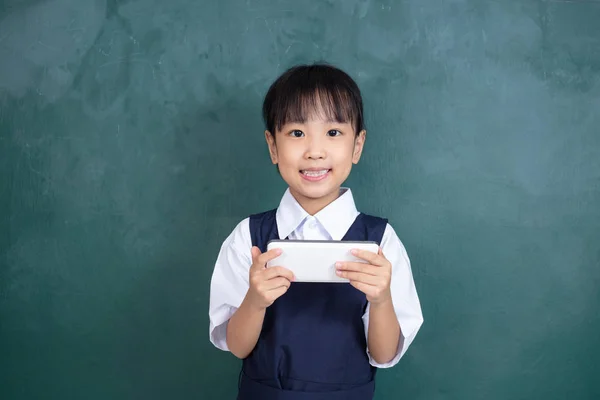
[289,188,341,216]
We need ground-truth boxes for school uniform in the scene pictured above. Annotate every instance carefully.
[209,188,423,400]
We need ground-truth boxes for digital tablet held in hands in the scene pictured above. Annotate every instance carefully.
[266,240,379,283]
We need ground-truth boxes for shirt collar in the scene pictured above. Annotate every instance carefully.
[275,187,360,240]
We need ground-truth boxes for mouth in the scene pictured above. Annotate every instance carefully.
[299,169,331,182]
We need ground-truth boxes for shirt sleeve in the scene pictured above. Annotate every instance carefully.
[362,223,424,368]
[208,218,253,351]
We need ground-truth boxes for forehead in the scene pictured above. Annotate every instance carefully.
[277,92,355,127]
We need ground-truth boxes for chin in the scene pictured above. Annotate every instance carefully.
[281,168,348,201]
[291,183,341,201]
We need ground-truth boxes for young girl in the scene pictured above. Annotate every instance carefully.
[209,63,423,400]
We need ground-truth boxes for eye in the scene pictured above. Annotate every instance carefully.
[327,129,342,137]
[289,130,304,138]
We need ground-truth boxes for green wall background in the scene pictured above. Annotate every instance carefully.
[1,0,599,399]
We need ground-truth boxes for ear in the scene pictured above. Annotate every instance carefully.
[352,130,366,164]
[265,130,278,164]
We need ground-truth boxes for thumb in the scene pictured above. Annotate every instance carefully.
[251,246,262,262]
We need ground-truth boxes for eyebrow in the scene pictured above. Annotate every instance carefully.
[284,119,348,125]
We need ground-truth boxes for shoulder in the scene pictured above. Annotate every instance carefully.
[247,208,278,244]
[379,221,411,265]
[381,222,405,247]
[357,211,400,242]
[358,212,389,226]
[358,211,408,255]
[219,216,251,253]
[353,212,389,244]
[248,208,277,221]
[221,208,278,249]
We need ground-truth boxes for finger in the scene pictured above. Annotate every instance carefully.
[336,262,379,275]
[269,285,290,301]
[251,247,282,269]
[263,266,295,281]
[348,280,377,297]
[351,248,386,267]
[336,270,381,285]
[264,277,292,291]
[257,248,283,264]
[251,246,261,262]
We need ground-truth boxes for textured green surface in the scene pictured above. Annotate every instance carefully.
[1,0,599,399]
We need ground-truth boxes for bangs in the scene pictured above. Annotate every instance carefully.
[263,64,364,135]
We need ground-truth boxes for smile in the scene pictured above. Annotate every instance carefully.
[300,169,331,182]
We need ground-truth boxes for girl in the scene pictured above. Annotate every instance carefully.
[209,63,423,400]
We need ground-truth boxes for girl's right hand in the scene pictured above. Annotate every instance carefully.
[246,246,295,310]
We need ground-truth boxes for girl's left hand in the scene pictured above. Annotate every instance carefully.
[335,248,392,304]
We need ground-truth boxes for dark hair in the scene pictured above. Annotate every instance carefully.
[262,63,365,136]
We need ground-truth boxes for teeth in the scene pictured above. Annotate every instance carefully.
[302,169,329,177]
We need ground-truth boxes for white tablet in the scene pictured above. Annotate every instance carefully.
[266,240,379,283]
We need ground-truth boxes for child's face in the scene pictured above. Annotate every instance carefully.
[265,113,365,213]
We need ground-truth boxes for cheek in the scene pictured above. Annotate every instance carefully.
[275,145,302,168]
[336,142,357,163]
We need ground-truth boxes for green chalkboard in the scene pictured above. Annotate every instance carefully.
[1,0,599,399]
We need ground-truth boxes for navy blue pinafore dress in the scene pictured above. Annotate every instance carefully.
[237,209,388,400]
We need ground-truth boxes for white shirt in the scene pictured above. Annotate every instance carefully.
[208,188,424,368]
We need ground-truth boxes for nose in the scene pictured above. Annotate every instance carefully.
[304,135,326,160]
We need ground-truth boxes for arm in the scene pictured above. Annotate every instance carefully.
[367,298,402,365]
[209,220,293,357]
[336,246,401,364]
[226,246,294,359]
[365,224,424,367]
[336,224,424,368]
[226,296,267,359]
